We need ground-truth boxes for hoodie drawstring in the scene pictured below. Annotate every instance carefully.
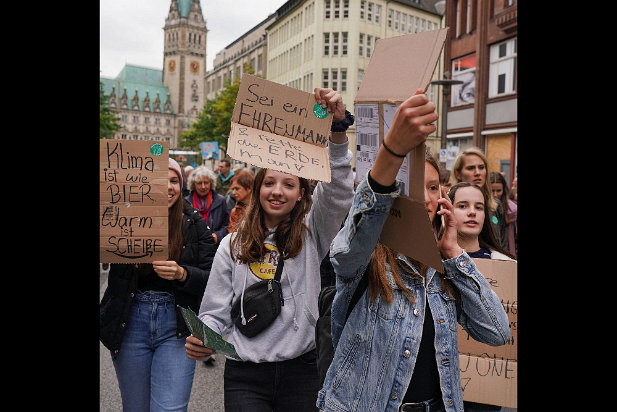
[240,266,248,325]
[286,268,299,331]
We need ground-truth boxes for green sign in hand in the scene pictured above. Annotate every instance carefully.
[178,306,242,360]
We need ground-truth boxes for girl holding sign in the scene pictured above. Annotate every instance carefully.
[316,90,510,412]
[446,181,515,412]
[100,158,217,412]
[185,87,355,411]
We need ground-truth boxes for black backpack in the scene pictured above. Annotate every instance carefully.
[315,268,369,387]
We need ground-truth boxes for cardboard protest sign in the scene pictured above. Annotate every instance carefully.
[228,74,333,182]
[100,140,169,263]
[458,258,517,408]
[354,29,448,272]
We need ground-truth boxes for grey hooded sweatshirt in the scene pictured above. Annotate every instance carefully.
[198,141,354,362]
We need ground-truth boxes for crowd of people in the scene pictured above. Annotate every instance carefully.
[100,86,517,412]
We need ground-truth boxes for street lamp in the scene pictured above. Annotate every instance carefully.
[431,72,463,167]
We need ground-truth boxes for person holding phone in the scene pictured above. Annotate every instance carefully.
[316,90,510,412]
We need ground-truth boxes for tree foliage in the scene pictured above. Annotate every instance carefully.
[178,62,259,162]
[100,82,121,139]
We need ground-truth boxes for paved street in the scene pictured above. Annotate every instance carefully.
[99,265,225,411]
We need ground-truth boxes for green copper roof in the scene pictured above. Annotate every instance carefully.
[100,64,174,114]
[178,0,193,18]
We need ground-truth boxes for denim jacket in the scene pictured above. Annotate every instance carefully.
[316,177,510,412]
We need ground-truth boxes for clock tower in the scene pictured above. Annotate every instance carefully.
[163,0,208,135]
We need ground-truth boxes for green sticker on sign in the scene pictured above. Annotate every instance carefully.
[150,143,164,156]
[313,103,329,119]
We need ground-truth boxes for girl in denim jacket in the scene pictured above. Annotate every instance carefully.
[317,90,510,412]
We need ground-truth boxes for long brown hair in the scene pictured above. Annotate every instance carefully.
[168,196,184,262]
[231,168,313,263]
[447,182,515,260]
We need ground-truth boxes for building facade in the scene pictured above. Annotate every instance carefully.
[205,14,275,100]
[443,0,517,183]
[100,0,207,149]
[266,0,445,161]
[202,0,444,163]
[100,65,177,145]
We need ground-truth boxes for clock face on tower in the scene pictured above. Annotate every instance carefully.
[168,60,176,73]
[190,60,200,74]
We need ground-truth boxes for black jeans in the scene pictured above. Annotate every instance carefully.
[224,349,320,411]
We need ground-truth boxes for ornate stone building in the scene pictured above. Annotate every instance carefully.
[100,0,207,149]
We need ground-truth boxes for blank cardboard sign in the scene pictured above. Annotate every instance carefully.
[354,29,448,272]
[228,74,334,182]
[100,139,169,263]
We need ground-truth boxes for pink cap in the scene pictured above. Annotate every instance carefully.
[168,158,183,188]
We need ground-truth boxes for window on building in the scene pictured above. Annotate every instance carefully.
[375,5,381,24]
[359,33,364,56]
[401,13,406,32]
[342,32,348,55]
[325,0,330,18]
[341,69,347,92]
[332,69,338,91]
[395,11,400,30]
[324,33,330,55]
[388,10,393,28]
[332,32,339,55]
[322,69,329,88]
[367,2,372,22]
[489,38,517,97]
[367,35,373,57]
[360,0,365,19]
[451,54,476,106]
[357,69,364,89]
[466,0,472,33]
[334,0,340,18]
[343,0,349,18]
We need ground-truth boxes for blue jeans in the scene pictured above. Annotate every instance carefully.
[224,349,320,411]
[112,291,196,412]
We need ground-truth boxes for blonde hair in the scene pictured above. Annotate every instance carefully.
[451,147,497,211]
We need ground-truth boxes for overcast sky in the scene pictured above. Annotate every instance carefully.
[100,0,289,78]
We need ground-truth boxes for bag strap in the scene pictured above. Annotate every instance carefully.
[274,258,284,282]
[344,266,369,322]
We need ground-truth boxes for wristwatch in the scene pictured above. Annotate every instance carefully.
[330,110,355,132]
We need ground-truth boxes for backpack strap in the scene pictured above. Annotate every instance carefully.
[344,267,369,322]
[274,258,284,282]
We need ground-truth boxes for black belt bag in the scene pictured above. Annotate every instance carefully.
[231,259,284,338]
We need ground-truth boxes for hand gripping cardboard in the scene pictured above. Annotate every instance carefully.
[354,29,448,272]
